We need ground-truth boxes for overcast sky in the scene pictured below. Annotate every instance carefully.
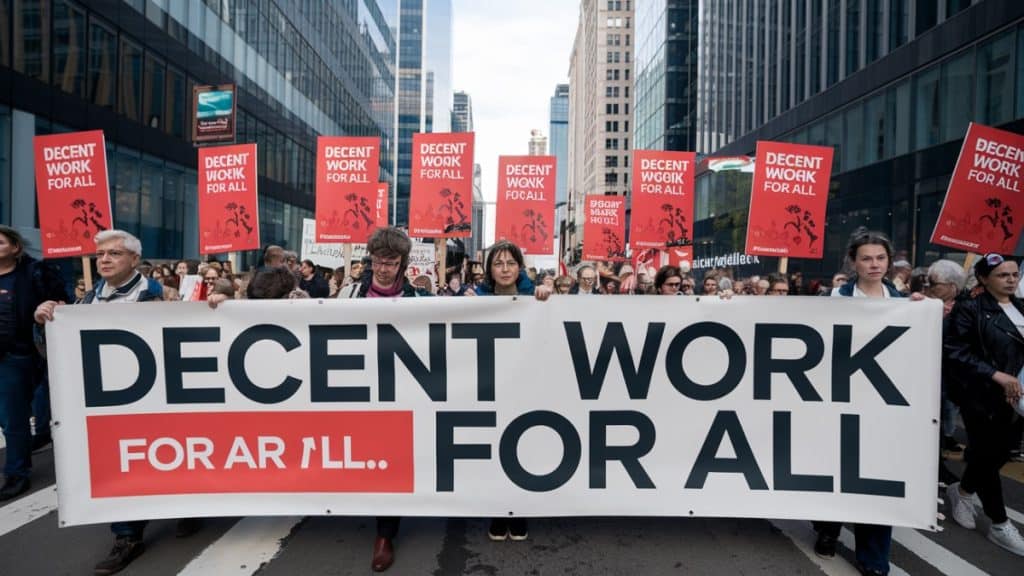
[451,0,579,246]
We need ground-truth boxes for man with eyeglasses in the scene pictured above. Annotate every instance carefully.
[569,264,601,295]
[766,274,790,296]
[34,230,205,576]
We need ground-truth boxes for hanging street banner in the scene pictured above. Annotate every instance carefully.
[931,122,1024,254]
[192,84,237,144]
[630,150,696,250]
[745,141,834,259]
[198,144,260,255]
[46,297,941,529]
[409,132,474,238]
[33,130,113,258]
[315,137,380,243]
[495,156,556,254]
[583,196,627,262]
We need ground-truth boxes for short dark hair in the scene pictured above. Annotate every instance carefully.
[301,259,315,269]
[845,227,893,266]
[654,265,682,292]
[247,267,296,299]
[484,241,525,286]
[366,227,412,270]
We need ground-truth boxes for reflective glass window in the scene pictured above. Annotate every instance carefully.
[118,37,143,121]
[88,19,115,108]
[940,51,973,143]
[915,0,937,36]
[913,66,940,150]
[143,54,165,130]
[886,80,911,157]
[114,148,141,237]
[0,0,10,66]
[863,93,885,165]
[13,0,50,81]
[889,0,908,51]
[976,31,1014,126]
[53,0,85,96]
[166,66,186,138]
[844,104,864,171]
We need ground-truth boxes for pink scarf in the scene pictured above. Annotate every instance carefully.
[366,279,405,298]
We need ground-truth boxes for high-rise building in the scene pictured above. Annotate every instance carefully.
[692,0,1024,278]
[452,91,473,133]
[395,0,454,228]
[634,1,699,151]
[550,84,570,242]
[566,0,635,263]
[528,129,548,156]
[0,1,395,267]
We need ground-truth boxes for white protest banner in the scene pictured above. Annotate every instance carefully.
[300,218,367,270]
[47,297,940,529]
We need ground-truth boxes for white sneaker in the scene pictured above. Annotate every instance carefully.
[947,482,977,530]
[988,521,1024,556]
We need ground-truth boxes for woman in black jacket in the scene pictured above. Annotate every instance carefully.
[0,226,68,500]
[943,253,1024,556]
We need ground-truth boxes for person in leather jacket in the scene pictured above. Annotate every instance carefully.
[943,253,1024,556]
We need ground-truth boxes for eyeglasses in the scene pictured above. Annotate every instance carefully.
[492,260,519,269]
[371,257,402,270]
[579,276,595,282]
[768,288,789,295]
[95,250,129,259]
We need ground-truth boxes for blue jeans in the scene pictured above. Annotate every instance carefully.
[816,521,892,574]
[32,370,50,439]
[111,520,148,538]
[0,352,36,479]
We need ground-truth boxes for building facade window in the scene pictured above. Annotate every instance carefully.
[913,65,941,151]
[53,0,85,96]
[940,50,973,143]
[88,18,115,108]
[142,53,165,130]
[13,0,50,81]
[118,37,143,121]
[976,31,1014,126]
[890,0,908,51]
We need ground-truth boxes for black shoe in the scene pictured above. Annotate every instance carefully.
[0,476,30,501]
[175,517,203,538]
[31,434,52,454]
[488,518,509,541]
[93,536,145,575]
[858,566,886,576]
[814,530,838,558]
[508,518,529,541]
[942,436,962,453]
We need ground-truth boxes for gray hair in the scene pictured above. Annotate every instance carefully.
[576,263,595,277]
[95,229,142,256]
[927,259,967,290]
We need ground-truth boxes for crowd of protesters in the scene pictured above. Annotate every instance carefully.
[0,222,1020,574]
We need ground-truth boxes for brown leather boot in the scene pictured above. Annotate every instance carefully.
[371,536,394,572]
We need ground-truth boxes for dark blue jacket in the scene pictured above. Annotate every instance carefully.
[81,275,163,304]
[474,270,535,296]
[8,256,68,355]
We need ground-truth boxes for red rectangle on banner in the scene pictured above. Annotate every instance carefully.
[315,136,380,243]
[33,130,112,258]
[198,144,260,254]
[745,141,833,259]
[630,150,696,249]
[409,132,474,238]
[376,182,390,228]
[87,411,414,497]
[931,123,1024,253]
[583,196,626,261]
[495,156,556,254]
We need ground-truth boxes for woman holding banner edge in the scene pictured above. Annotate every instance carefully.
[816,227,923,575]
[473,240,550,541]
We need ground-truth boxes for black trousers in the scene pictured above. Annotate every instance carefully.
[377,516,400,539]
[960,406,1015,524]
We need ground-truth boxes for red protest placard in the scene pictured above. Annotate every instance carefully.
[198,144,260,255]
[630,150,695,249]
[375,182,390,228]
[494,155,556,254]
[33,130,112,258]
[409,132,474,237]
[583,196,627,261]
[931,123,1024,254]
[315,136,379,243]
[745,141,833,259]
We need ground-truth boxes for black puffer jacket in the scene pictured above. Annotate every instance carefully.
[943,291,1024,417]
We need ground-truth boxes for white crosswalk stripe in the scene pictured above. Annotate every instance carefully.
[177,516,303,576]
[0,485,57,538]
